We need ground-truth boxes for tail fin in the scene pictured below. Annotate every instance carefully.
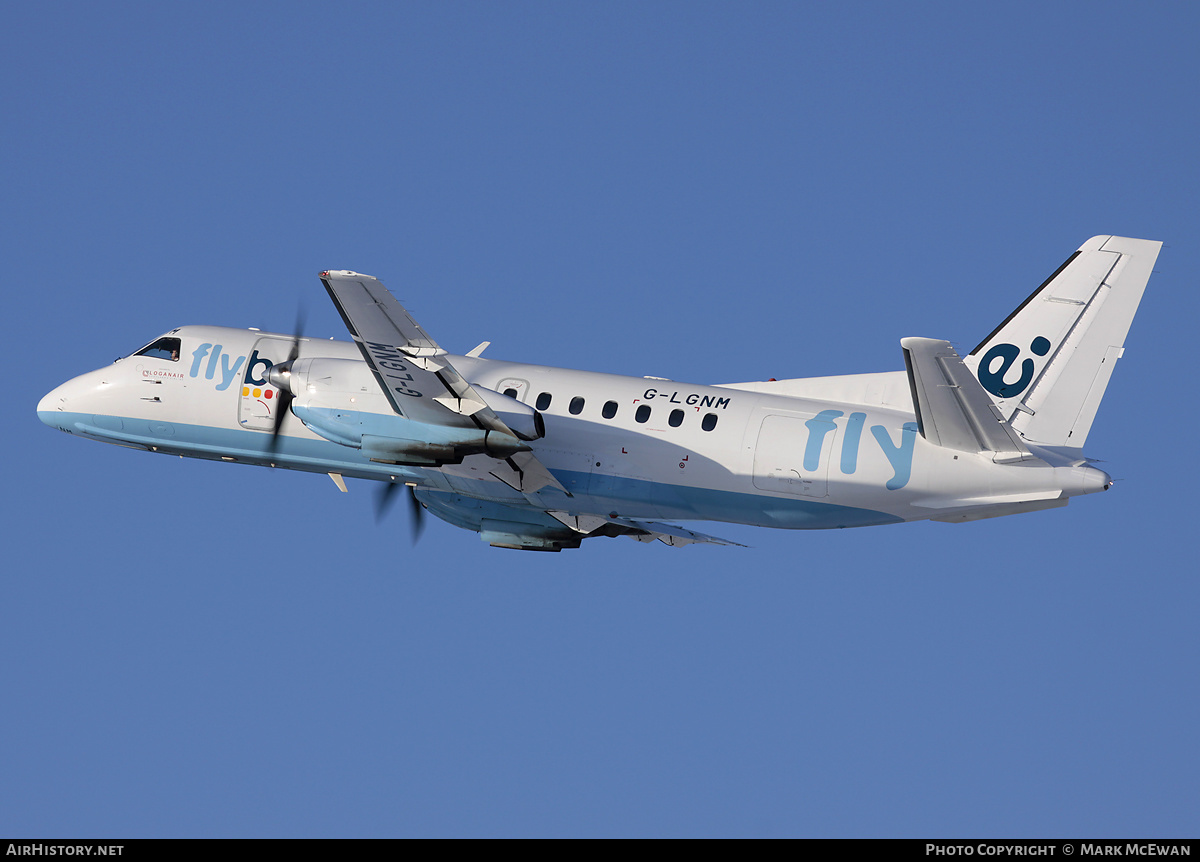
[962,235,1161,448]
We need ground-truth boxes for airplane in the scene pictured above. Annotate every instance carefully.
[38,235,1159,551]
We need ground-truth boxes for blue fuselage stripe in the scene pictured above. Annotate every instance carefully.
[41,411,903,530]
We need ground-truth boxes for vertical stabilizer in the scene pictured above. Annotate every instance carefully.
[962,236,1160,448]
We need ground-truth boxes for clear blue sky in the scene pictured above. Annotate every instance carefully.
[4,1,1196,837]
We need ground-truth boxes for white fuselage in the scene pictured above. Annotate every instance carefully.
[38,324,1110,534]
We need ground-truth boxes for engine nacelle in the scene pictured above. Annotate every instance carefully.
[361,430,527,466]
[471,386,545,441]
[277,358,536,466]
[270,357,374,399]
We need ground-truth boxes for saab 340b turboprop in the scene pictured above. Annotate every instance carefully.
[38,236,1159,551]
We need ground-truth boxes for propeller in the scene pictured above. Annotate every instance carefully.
[264,308,306,460]
[377,481,426,544]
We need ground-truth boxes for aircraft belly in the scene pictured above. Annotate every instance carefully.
[573,469,690,520]
[563,469,901,529]
[52,382,918,532]
[48,406,905,531]
[49,412,422,479]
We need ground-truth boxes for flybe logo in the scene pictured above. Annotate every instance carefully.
[806,410,919,491]
[977,336,1052,398]
[188,344,275,390]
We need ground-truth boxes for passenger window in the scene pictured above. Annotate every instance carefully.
[569,396,585,415]
[602,401,618,419]
[536,392,552,411]
[669,409,684,427]
[635,405,651,424]
[503,388,518,399]
[135,337,182,362]
[702,413,718,431]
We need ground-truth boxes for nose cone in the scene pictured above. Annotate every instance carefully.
[37,367,105,431]
[37,382,70,429]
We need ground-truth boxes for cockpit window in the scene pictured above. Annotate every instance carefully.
[135,337,182,362]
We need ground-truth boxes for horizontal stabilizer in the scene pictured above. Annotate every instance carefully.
[902,337,1034,463]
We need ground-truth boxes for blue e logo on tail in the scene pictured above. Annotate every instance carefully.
[978,336,1051,398]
